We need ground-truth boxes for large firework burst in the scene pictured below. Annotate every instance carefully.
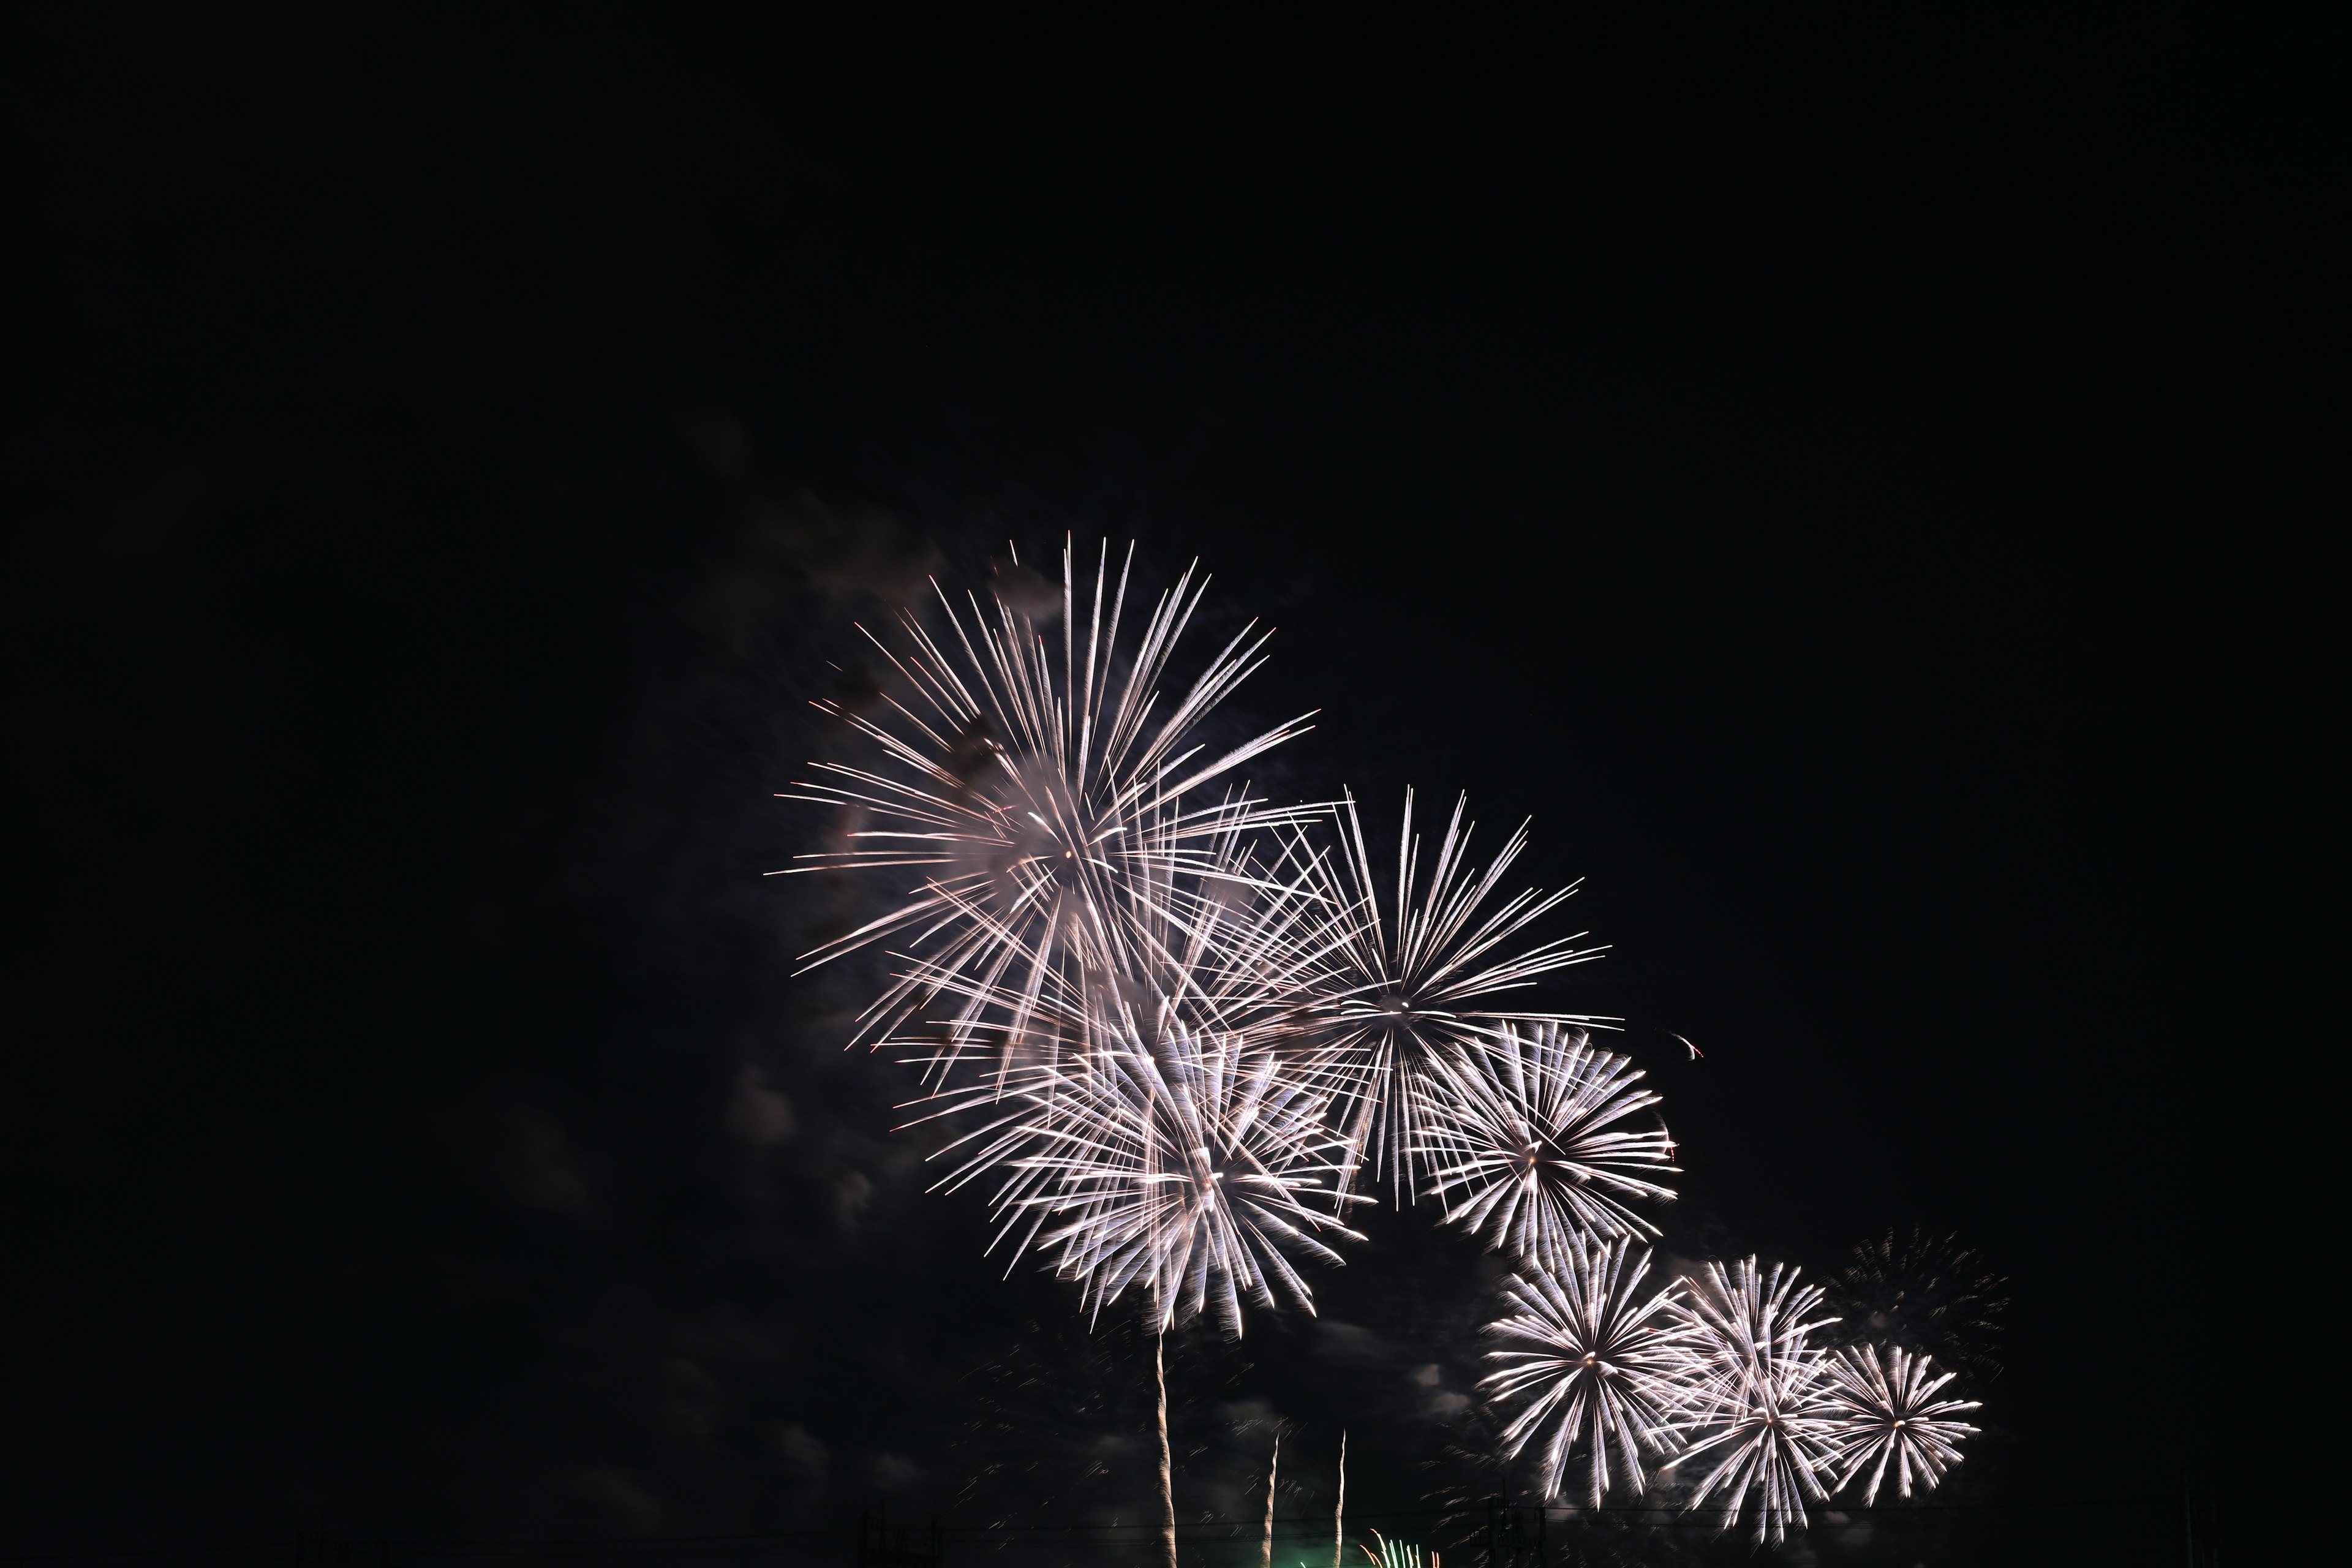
[1262,789,1607,1200]
[1662,1257,1842,1545]
[1480,1237,1695,1508]
[1825,1344,1980,1504]
[1414,1023,1677,1262]
[777,539,1319,1068]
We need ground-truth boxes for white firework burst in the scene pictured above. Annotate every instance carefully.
[1264,789,1608,1199]
[777,538,1319,1069]
[1414,1022,1678,1262]
[1480,1236,1697,1508]
[1825,1344,1980,1504]
[932,981,1364,1336]
[1662,1257,1842,1544]
[886,807,1335,1097]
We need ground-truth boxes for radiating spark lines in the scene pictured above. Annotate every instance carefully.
[937,990,1364,1335]
[1414,1022,1678,1262]
[1263,790,1608,1201]
[1481,1237,1694,1508]
[1662,1257,1842,1544]
[777,538,1317,1068]
[784,541,1979,1539]
[1826,1344,1981,1504]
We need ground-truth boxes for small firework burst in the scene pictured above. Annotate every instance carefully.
[933,973,1363,1336]
[1663,1257,1842,1544]
[1825,1344,1980,1504]
[1414,1022,1678,1261]
[1480,1236,1695,1507]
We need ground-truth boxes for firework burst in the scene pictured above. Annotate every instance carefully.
[1262,789,1607,1200]
[1825,1344,1980,1504]
[1662,1257,1841,1544]
[1481,1236,1695,1508]
[886,807,1335,1097]
[1414,1023,1677,1262]
[777,538,1319,1069]
[933,978,1364,1336]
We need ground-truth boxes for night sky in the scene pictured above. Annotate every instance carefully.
[7,10,2339,1567]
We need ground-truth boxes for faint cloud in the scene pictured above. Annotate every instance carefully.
[1314,1321,1395,1365]
[677,407,753,478]
[565,1466,663,1533]
[834,1170,874,1227]
[750,490,938,605]
[655,1357,720,1444]
[988,555,1061,621]
[726,1065,796,1146]
[66,462,209,569]
[508,1109,590,1212]
[676,407,940,650]
[777,1423,830,1482]
[869,1452,923,1491]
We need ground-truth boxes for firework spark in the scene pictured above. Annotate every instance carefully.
[1662,1257,1841,1544]
[934,981,1364,1336]
[1415,1023,1677,1261]
[777,539,1318,1069]
[1263,790,1608,1200]
[886,804,1341,1099]
[1825,1344,1980,1504]
[1481,1236,1694,1508]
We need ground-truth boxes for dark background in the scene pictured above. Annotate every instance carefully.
[5,7,2340,1566]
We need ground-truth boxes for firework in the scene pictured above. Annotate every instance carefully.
[1261,789,1608,1200]
[1826,1227,2009,1382]
[1825,1344,1979,1504]
[1662,1257,1841,1544]
[1260,1428,1280,1568]
[1480,1236,1695,1509]
[777,539,1319,1068]
[888,802,1343,1101]
[937,979,1364,1336]
[1415,1023,1677,1261]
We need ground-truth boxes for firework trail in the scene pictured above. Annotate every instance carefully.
[1825,1344,1980,1504]
[777,538,1319,1069]
[1260,1428,1281,1568]
[1264,789,1608,1201]
[1333,1428,1346,1568]
[1662,1257,1841,1544]
[1414,1023,1677,1262]
[1480,1236,1694,1509]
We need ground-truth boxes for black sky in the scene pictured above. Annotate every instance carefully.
[5,9,2342,1567]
